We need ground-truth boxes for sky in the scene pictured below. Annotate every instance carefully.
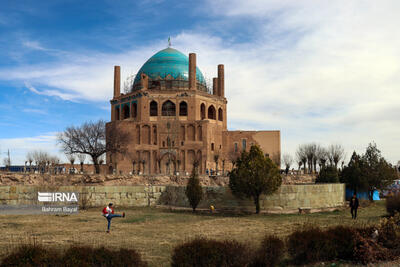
[0,0,399,166]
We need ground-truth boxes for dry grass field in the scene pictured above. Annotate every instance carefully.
[0,201,389,266]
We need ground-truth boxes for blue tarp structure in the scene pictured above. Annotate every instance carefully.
[345,188,380,201]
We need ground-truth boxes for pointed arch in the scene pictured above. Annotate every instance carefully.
[150,101,158,116]
[162,100,176,116]
[132,102,137,118]
[179,101,188,116]
[218,108,223,121]
[122,105,130,119]
[115,106,120,121]
[208,105,216,120]
[200,103,206,120]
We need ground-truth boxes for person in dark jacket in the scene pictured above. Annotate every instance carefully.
[349,194,359,219]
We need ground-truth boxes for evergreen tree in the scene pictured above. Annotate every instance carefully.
[362,143,397,201]
[185,163,203,212]
[229,145,281,214]
[316,165,339,183]
[340,152,366,194]
[341,143,397,201]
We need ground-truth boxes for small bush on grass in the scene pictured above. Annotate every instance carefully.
[386,194,400,216]
[0,244,60,267]
[62,246,147,267]
[353,234,392,264]
[377,215,400,251]
[250,235,284,267]
[287,226,335,264]
[171,238,249,267]
[287,225,394,265]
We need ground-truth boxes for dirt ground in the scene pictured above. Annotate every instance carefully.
[0,201,394,266]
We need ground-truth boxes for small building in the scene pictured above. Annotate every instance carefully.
[106,47,280,175]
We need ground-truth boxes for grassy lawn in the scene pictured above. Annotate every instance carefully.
[0,201,388,266]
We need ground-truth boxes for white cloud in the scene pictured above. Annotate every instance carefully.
[0,133,67,165]
[22,40,47,51]
[22,108,47,115]
[24,82,76,101]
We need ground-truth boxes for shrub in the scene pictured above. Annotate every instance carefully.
[287,226,336,264]
[386,193,400,216]
[62,246,147,267]
[250,235,284,267]
[377,215,400,250]
[171,238,249,267]
[316,166,339,183]
[287,225,395,265]
[325,226,358,260]
[0,244,60,267]
[353,234,392,264]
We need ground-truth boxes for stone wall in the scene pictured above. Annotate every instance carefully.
[0,184,345,213]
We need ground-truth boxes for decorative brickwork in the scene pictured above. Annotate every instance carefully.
[106,47,281,175]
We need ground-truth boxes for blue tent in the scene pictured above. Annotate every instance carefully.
[346,188,380,201]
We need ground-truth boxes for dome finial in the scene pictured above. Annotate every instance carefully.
[168,36,171,47]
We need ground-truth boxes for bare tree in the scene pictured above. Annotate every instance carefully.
[298,161,303,172]
[315,146,329,170]
[141,159,146,174]
[2,149,11,171]
[50,156,60,174]
[58,120,106,174]
[26,152,34,172]
[282,153,293,170]
[328,144,345,169]
[155,153,162,174]
[228,149,240,168]
[127,151,137,174]
[296,145,308,174]
[32,150,50,174]
[304,143,317,174]
[58,120,128,174]
[3,157,11,169]
[77,154,86,173]
[66,153,76,174]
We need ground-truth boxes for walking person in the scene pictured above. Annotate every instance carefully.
[350,194,359,219]
[102,203,125,233]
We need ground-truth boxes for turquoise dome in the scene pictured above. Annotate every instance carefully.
[133,47,206,86]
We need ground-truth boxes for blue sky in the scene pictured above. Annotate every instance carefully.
[0,0,399,165]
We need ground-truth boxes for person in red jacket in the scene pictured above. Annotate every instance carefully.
[102,203,125,233]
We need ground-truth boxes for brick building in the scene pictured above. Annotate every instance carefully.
[106,47,280,175]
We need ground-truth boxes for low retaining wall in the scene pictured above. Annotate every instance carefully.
[0,184,345,213]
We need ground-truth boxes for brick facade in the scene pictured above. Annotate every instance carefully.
[106,48,280,175]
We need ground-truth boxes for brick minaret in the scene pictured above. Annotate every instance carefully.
[213,77,218,95]
[218,64,224,97]
[189,53,196,90]
[141,73,148,90]
[113,66,121,98]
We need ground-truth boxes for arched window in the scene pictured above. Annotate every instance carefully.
[132,102,137,118]
[150,101,158,116]
[162,100,176,116]
[179,101,188,116]
[122,105,130,119]
[200,103,205,119]
[208,105,216,120]
[218,108,223,121]
[115,106,120,121]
